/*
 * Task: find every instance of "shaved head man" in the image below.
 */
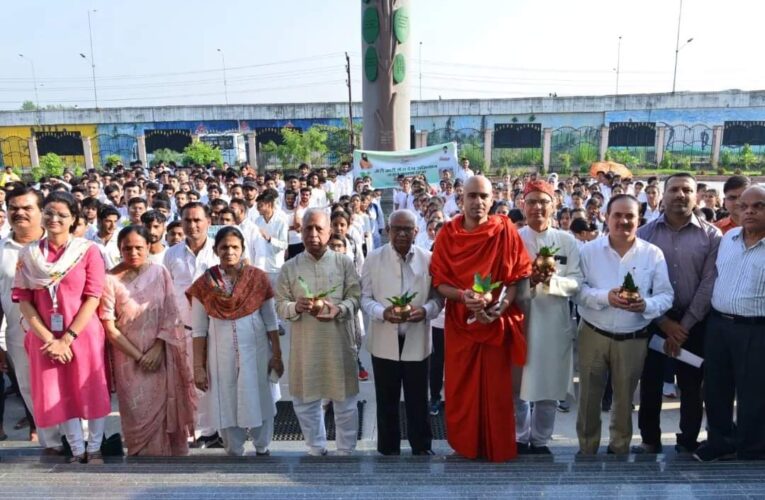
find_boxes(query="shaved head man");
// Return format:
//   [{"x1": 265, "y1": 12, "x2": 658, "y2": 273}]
[{"x1": 430, "y1": 175, "x2": 532, "y2": 461}]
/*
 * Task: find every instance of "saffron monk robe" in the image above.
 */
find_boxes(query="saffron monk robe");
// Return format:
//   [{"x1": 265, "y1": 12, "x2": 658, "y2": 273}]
[{"x1": 430, "y1": 176, "x2": 532, "y2": 462}]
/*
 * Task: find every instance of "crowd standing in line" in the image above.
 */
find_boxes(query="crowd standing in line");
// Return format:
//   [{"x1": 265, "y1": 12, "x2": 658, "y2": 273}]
[{"x1": 0, "y1": 157, "x2": 762, "y2": 464}]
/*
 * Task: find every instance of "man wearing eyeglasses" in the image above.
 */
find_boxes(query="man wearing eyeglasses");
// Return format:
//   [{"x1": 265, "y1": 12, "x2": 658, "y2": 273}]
[
  {"x1": 361, "y1": 210, "x2": 443, "y2": 456},
  {"x1": 514, "y1": 181, "x2": 582, "y2": 455}
]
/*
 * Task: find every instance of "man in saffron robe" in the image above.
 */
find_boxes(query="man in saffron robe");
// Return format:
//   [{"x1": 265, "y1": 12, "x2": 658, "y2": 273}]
[{"x1": 430, "y1": 175, "x2": 532, "y2": 462}]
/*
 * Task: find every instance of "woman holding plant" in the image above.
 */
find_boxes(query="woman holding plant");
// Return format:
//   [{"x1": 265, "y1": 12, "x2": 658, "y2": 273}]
[{"x1": 187, "y1": 226, "x2": 283, "y2": 456}]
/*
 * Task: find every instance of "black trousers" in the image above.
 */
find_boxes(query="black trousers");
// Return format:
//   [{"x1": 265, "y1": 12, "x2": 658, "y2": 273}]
[
  {"x1": 429, "y1": 327, "x2": 444, "y2": 402},
  {"x1": 638, "y1": 317, "x2": 705, "y2": 448},
  {"x1": 371, "y1": 337, "x2": 432, "y2": 455},
  {"x1": 705, "y1": 313, "x2": 765, "y2": 459}
]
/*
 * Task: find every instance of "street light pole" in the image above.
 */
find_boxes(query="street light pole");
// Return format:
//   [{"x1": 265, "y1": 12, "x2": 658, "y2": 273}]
[
  {"x1": 671, "y1": 0, "x2": 695, "y2": 94},
  {"x1": 419, "y1": 41, "x2": 423, "y2": 101},
  {"x1": 18, "y1": 54, "x2": 40, "y2": 110},
  {"x1": 87, "y1": 9, "x2": 99, "y2": 108},
  {"x1": 615, "y1": 35, "x2": 622, "y2": 95},
  {"x1": 217, "y1": 48, "x2": 229, "y2": 105}
]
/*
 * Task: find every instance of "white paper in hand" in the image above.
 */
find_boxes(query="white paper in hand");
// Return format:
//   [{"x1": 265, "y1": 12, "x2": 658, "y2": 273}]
[{"x1": 648, "y1": 334, "x2": 704, "y2": 368}]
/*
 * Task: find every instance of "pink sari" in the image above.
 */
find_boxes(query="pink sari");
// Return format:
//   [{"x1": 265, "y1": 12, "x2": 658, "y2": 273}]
[{"x1": 100, "y1": 264, "x2": 196, "y2": 456}]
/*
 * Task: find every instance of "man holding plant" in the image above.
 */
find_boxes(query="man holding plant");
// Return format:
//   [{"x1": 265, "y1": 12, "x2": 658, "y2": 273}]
[
  {"x1": 275, "y1": 208, "x2": 361, "y2": 456},
  {"x1": 514, "y1": 180, "x2": 583, "y2": 455},
  {"x1": 430, "y1": 176, "x2": 532, "y2": 462},
  {"x1": 575, "y1": 194, "x2": 674, "y2": 455},
  {"x1": 361, "y1": 210, "x2": 444, "y2": 456}
]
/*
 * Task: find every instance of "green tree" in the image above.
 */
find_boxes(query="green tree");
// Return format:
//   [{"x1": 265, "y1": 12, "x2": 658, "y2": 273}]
[
  {"x1": 262, "y1": 126, "x2": 329, "y2": 169},
  {"x1": 313, "y1": 119, "x2": 363, "y2": 161},
  {"x1": 459, "y1": 143, "x2": 485, "y2": 171},
  {"x1": 104, "y1": 154, "x2": 123, "y2": 168},
  {"x1": 150, "y1": 148, "x2": 185, "y2": 166},
  {"x1": 33, "y1": 153, "x2": 65, "y2": 180},
  {"x1": 20, "y1": 100, "x2": 37, "y2": 111},
  {"x1": 183, "y1": 141, "x2": 224, "y2": 167}
]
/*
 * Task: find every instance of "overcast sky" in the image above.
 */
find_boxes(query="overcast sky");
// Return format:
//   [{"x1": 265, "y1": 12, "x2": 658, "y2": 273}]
[{"x1": 1, "y1": 0, "x2": 762, "y2": 110}]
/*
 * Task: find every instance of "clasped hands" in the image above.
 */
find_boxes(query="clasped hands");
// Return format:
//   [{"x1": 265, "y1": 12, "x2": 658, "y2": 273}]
[
  {"x1": 658, "y1": 318, "x2": 688, "y2": 358},
  {"x1": 295, "y1": 297, "x2": 340, "y2": 322},
  {"x1": 40, "y1": 337, "x2": 74, "y2": 364},
  {"x1": 382, "y1": 306, "x2": 426, "y2": 324},
  {"x1": 464, "y1": 290, "x2": 507, "y2": 324},
  {"x1": 137, "y1": 340, "x2": 164, "y2": 372},
  {"x1": 607, "y1": 288, "x2": 647, "y2": 314}
]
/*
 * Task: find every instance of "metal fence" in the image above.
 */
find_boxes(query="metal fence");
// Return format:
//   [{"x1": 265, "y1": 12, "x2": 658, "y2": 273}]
[
  {"x1": 93, "y1": 133, "x2": 139, "y2": 166},
  {"x1": 549, "y1": 126, "x2": 600, "y2": 171},
  {"x1": 0, "y1": 136, "x2": 31, "y2": 169},
  {"x1": 660, "y1": 123, "x2": 713, "y2": 167}
]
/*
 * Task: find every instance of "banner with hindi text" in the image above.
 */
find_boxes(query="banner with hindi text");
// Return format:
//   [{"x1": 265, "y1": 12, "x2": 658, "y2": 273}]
[{"x1": 352, "y1": 142, "x2": 458, "y2": 189}]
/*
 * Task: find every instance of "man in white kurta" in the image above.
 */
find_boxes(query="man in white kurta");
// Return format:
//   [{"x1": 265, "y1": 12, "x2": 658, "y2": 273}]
[
  {"x1": 275, "y1": 209, "x2": 361, "y2": 456},
  {"x1": 514, "y1": 181, "x2": 582, "y2": 454}
]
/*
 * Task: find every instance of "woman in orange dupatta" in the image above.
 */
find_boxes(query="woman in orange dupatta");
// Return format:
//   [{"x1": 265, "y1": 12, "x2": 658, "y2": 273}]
[{"x1": 100, "y1": 226, "x2": 196, "y2": 456}]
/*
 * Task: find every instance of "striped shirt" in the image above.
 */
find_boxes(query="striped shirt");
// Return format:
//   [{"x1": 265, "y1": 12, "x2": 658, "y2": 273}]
[{"x1": 711, "y1": 227, "x2": 765, "y2": 317}]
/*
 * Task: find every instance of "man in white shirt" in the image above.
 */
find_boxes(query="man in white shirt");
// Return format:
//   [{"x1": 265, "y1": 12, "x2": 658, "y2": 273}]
[
  {"x1": 0, "y1": 187, "x2": 62, "y2": 450},
  {"x1": 141, "y1": 210, "x2": 168, "y2": 265},
  {"x1": 88, "y1": 205, "x2": 122, "y2": 270},
  {"x1": 253, "y1": 190, "x2": 289, "y2": 288},
  {"x1": 229, "y1": 198, "x2": 265, "y2": 269},
  {"x1": 162, "y1": 202, "x2": 220, "y2": 448},
  {"x1": 575, "y1": 194, "x2": 674, "y2": 455},
  {"x1": 453, "y1": 157, "x2": 474, "y2": 184}
]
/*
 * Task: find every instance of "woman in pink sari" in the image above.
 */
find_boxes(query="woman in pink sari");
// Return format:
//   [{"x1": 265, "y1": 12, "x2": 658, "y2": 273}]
[
  {"x1": 12, "y1": 191, "x2": 110, "y2": 463},
  {"x1": 99, "y1": 225, "x2": 195, "y2": 456}
]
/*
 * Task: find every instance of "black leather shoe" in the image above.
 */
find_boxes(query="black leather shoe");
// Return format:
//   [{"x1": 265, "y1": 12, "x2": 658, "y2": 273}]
[
  {"x1": 413, "y1": 449, "x2": 435, "y2": 456},
  {"x1": 516, "y1": 442, "x2": 531, "y2": 454},
  {"x1": 530, "y1": 445, "x2": 552, "y2": 455}
]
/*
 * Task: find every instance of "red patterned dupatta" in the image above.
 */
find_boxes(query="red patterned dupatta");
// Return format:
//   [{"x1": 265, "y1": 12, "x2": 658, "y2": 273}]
[{"x1": 185, "y1": 265, "x2": 273, "y2": 320}]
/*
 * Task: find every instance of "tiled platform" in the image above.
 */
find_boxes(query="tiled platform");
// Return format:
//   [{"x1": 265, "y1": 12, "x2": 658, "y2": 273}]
[{"x1": 1, "y1": 443, "x2": 764, "y2": 499}]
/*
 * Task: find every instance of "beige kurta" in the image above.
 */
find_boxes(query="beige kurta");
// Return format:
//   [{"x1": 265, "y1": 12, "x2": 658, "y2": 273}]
[{"x1": 275, "y1": 249, "x2": 360, "y2": 402}]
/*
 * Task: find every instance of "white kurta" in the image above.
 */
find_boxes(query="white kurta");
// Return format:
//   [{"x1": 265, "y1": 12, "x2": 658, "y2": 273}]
[
  {"x1": 191, "y1": 297, "x2": 280, "y2": 430},
  {"x1": 517, "y1": 226, "x2": 583, "y2": 402}
]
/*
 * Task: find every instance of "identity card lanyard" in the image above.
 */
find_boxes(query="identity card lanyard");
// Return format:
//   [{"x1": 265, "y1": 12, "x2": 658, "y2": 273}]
[{"x1": 42, "y1": 237, "x2": 71, "y2": 333}]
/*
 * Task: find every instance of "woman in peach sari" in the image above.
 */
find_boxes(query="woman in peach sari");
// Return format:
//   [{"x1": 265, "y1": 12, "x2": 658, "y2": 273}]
[{"x1": 100, "y1": 225, "x2": 195, "y2": 456}]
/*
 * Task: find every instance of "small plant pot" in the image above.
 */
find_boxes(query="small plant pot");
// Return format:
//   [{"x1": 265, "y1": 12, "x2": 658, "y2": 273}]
[
  {"x1": 392, "y1": 305, "x2": 412, "y2": 321},
  {"x1": 618, "y1": 290, "x2": 641, "y2": 303},
  {"x1": 310, "y1": 299, "x2": 325, "y2": 316},
  {"x1": 534, "y1": 255, "x2": 557, "y2": 273}
]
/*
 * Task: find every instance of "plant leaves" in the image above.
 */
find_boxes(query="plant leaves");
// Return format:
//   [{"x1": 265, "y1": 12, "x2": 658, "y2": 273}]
[{"x1": 298, "y1": 276, "x2": 314, "y2": 298}]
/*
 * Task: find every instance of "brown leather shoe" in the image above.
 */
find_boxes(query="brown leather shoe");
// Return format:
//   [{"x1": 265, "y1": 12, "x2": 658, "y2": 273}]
[{"x1": 86, "y1": 451, "x2": 104, "y2": 464}]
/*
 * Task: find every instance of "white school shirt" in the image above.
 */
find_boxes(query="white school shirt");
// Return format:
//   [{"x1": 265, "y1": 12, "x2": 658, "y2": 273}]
[
  {"x1": 576, "y1": 235, "x2": 674, "y2": 334},
  {"x1": 163, "y1": 237, "x2": 219, "y2": 326},
  {"x1": 253, "y1": 211, "x2": 289, "y2": 274},
  {"x1": 0, "y1": 236, "x2": 24, "y2": 350},
  {"x1": 88, "y1": 232, "x2": 121, "y2": 270},
  {"x1": 711, "y1": 228, "x2": 765, "y2": 317}
]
